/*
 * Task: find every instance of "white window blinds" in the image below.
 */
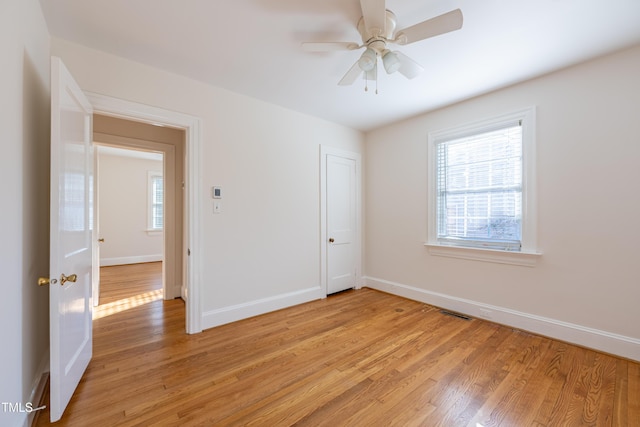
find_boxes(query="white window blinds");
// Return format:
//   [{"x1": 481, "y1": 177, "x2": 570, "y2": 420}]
[
  {"x1": 151, "y1": 175, "x2": 164, "y2": 230},
  {"x1": 436, "y1": 121, "x2": 523, "y2": 251}
]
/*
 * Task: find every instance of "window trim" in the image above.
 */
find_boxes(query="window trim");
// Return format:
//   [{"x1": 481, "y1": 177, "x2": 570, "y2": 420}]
[
  {"x1": 147, "y1": 171, "x2": 164, "y2": 233},
  {"x1": 426, "y1": 106, "x2": 541, "y2": 266}
]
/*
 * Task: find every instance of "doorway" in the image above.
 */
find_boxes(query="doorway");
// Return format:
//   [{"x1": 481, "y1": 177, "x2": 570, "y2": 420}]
[
  {"x1": 87, "y1": 92, "x2": 202, "y2": 334},
  {"x1": 93, "y1": 114, "x2": 185, "y2": 306},
  {"x1": 94, "y1": 143, "x2": 166, "y2": 307}
]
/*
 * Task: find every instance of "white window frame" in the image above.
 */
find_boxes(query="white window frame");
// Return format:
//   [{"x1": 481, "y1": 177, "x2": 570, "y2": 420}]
[
  {"x1": 147, "y1": 171, "x2": 164, "y2": 233},
  {"x1": 426, "y1": 107, "x2": 541, "y2": 266}
]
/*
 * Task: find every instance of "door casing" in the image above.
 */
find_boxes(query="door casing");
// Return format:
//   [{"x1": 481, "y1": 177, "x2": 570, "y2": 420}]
[{"x1": 86, "y1": 92, "x2": 203, "y2": 334}]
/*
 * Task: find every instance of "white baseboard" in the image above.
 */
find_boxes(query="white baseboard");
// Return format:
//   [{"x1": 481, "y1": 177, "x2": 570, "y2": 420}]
[
  {"x1": 364, "y1": 276, "x2": 640, "y2": 362},
  {"x1": 24, "y1": 349, "x2": 49, "y2": 427},
  {"x1": 100, "y1": 255, "x2": 162, "y2": 267},
  {"x1": 202, "y1": 286, "x2": 324, "y2": 330}
]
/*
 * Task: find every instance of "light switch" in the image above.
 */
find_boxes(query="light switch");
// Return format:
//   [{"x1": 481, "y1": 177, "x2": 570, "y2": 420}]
[{"x1": 213, "y1": 201, "x2": 222, "y2": 214}]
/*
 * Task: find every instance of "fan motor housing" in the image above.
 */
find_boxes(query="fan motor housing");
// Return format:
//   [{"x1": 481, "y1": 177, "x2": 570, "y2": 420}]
[{"x1": 357, "y1": 10, "x2": 398, "y2": 50}]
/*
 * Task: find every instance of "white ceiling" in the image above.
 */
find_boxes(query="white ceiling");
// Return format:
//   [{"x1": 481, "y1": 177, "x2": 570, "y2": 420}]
[{"x1": 39, "y1": 0, "x2": 640, "y2": 131}]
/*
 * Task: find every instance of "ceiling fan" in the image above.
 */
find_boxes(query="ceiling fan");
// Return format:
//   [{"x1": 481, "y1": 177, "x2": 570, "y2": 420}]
[{"x1": 302, "y1": 0, "x2": 463, "y2": 90}]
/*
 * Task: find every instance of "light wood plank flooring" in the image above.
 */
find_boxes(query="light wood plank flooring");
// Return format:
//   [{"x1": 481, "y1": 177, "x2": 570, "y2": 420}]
[
  {"x1": 36, "y1": 262, "x2": 640, "y2": 426},
  {"x1": 97, "y1": 262, "x2": 163, "y2": 305}
]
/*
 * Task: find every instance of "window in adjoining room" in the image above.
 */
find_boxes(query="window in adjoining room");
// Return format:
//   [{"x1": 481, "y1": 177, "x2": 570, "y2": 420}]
[{"x1": 148, "y1": 172, "x2": 163, "y2": 231}]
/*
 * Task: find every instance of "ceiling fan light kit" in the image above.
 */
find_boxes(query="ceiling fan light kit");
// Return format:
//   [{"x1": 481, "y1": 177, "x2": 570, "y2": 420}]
[
  {"x1": 382, "y1": 49, "x2": 400, "y2": 74},
  {"x1": 302, "y1": 0, "x2": 463, "y2": 92},
  {"x1": 358, "y1": 48, "x2": 377, "y2": 71}
]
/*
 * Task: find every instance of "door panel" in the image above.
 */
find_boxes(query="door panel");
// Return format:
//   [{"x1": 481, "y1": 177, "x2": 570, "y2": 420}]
[
  {"x1": 326, "y1": 154, "x2": 357, "y2": 294},
  {"x1": 49, "y1": 56, "x2": 93, "y2": 422}
]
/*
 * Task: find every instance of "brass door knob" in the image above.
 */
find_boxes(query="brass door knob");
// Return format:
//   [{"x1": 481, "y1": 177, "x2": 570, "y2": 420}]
[
  {"x1": 38, "y1": 277, "x2": 59, "y2": 286},
  {"x1": 60, "y1": 273, "x2": 78, "y2": 286},
  {"x1": 98, "y1": 238, "x2": 105, "y2": 243},
  {"x1": 329, "y1": 238, "x2": 335, "y2": 243}
]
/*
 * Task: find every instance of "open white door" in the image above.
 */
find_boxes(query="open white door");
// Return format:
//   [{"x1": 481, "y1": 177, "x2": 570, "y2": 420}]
[
  {"x1": 92, "y1": 149, "x2": 101, "y2": 307},
  {"x1": 48, "y1": 56, "x2": 94, "y2": 422}
]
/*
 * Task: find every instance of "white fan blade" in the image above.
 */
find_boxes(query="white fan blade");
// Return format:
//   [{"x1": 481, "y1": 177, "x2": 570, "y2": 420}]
[
  {"x1": 302, "y1": 42, "x2": 360, "y2": 52},
  {"x1": 395, "y1": 9, "x2": 463, "y2": 45},
  {"x1": 395, "y1": 52, "x2": 424, "y2": 79},
  {"x1": 338, "y1": 61, "x2": 363, "y2": 86},
  {"x1": 359, "y1": 0, "x2": 386, "y2": 37}
]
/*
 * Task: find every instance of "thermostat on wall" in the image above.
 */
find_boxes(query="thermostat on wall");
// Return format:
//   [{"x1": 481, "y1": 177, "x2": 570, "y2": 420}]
[{"x1": 212, "y1": 186, "x2": 222, "y2": 199}]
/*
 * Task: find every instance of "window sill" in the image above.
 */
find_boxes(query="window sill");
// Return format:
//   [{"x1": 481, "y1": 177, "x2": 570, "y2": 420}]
[
  {"x1": 424, "y1": 243, "x2": 542, "y2": 267},
  {"x1": 146, "y1": 229, "x2": 163, "y2": 236}
]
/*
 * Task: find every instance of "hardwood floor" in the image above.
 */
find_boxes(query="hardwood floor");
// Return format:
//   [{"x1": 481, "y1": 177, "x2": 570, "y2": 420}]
[
  {"x1": 36, "y1": 263, "x2": 640, "y2": 426},
  {"x1": 97, "y1": 262, "x2": 163, "y2": 304}
]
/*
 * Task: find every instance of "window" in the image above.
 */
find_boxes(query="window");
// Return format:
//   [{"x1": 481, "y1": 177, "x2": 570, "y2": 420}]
[
  {"x1": 427, "y1": 107, "x2": 539, "y2": 265},
  {"x1": 148, "y1": 172, "x2": 164, "y2": 231}
]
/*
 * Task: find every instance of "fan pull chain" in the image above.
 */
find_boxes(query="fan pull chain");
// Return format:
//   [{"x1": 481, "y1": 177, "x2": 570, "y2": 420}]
[{"x1": 375, "y1": 61, "x2": 379, "y2": 94}]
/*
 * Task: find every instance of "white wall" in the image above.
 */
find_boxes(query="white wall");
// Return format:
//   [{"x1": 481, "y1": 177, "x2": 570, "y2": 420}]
[
  {"x1": 364, "y1": 44, "x2": 640, "y2": 360},
  {"x1": 51, "y1": 38, "x2": 365, "y2": 327},
  {"x1": 0, "y1": 0, "x2": 50, "y2": 426},
  {"x1": 97, "y1": 149, "x2": 164, "y2": 266}
]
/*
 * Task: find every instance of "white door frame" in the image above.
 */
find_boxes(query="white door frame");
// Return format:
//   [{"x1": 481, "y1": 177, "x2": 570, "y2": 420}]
[
  {"x1": 320, "y1": 145, "x2": 363, "y2": 296},
  {"x1": 86, "y1": 92, "x2": 202, "y2": 334}
]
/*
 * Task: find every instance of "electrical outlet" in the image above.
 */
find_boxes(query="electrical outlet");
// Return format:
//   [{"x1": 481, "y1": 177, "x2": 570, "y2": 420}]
[{"x1": 479, "y1": 308, "x2": 493, "y2": 319}]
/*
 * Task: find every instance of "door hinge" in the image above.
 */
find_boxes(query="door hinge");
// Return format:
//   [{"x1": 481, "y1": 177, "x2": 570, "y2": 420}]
[{"x1": 187, "y1": 248, "x2": 191, "y2": 256}]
